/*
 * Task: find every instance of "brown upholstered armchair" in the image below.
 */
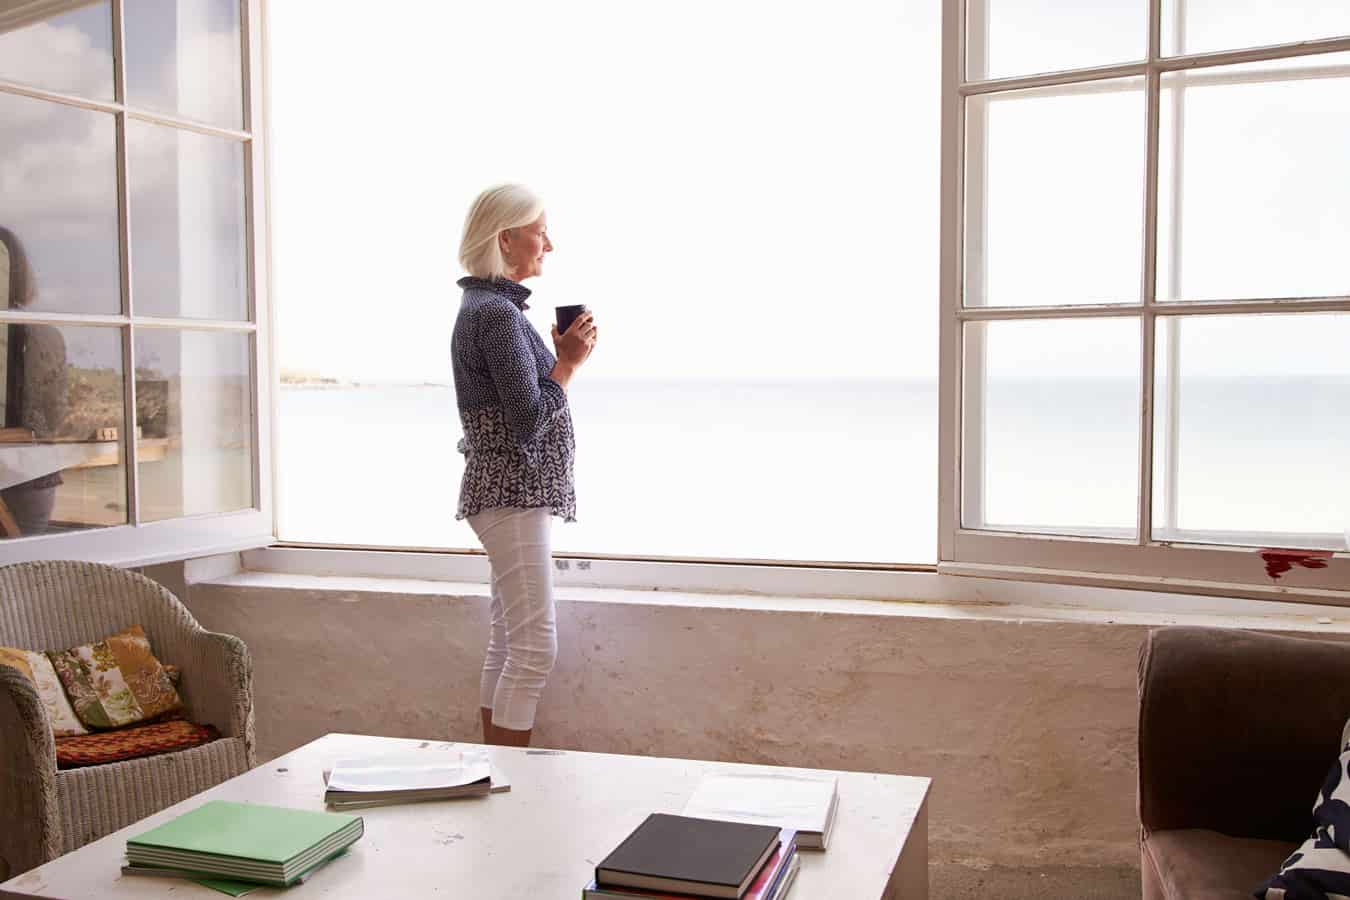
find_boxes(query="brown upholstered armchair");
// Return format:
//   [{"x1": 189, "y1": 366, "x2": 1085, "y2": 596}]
[
  {"x1": 1138, "y1": 626, "x2": 1350, "y2": 899},
  {"x1": 0, "y1": 561, "x2": 256, "y2": 880}
]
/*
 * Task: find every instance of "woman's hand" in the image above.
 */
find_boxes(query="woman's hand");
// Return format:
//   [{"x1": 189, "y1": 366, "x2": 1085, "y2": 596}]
[{"x1": 549, "y1": 312, "x2": 597, "y2": 389}]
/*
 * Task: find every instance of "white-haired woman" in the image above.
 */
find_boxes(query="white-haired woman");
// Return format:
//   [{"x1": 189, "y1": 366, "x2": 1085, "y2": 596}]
[{"x1": 452, "y1": 184, "x2": 596, "y2": 747}]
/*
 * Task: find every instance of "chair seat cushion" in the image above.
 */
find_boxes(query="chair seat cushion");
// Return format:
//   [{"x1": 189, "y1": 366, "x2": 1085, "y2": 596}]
[
  {"x1": 1143, "y1": 829, "x2": 1298, "y2": 900},
  {"x1": 55, "y1": 719, "x2": 220, "y2": 769}
]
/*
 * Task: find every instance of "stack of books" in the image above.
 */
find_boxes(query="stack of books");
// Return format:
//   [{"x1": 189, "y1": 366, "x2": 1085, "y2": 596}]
[
  {"x1": 123, "y1": 800, "x2": 363, "y2": 889},
  {"x1": 323, "y1": 747, "x2": 507, "y2": 810},
  {"x1": 583, "y1": 813, "x2": 799, "y2": 900}
]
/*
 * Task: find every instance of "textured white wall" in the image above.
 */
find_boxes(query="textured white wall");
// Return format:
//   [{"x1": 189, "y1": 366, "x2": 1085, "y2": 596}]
[{"x1": 180, "y1": 578, "x2": 1149, "y2": 867}]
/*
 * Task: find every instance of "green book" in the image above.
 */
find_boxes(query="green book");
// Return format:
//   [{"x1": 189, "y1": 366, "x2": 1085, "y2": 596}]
[{"x1": 126, "y1": 800, "x2": 363, "y2": 887}]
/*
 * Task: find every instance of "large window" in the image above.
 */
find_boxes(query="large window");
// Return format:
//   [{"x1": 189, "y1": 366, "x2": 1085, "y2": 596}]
[
  {"x1": 942, "y1": 0, "x2": 1350, "y2": 593},
  {"x1": 0, "y1": 0, "x2": 272, "y2": 565},
  {"x1": 270, "y1": 1, "x2": 941, "y2": 565}
]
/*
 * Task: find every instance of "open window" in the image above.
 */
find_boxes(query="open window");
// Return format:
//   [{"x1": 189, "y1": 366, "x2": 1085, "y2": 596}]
[
  {"x1": 939, "y1": 0, "x2": 1350, "y2": 599},
  {"x1": 0, "y1": 0, "x2": 273, "y2": 566}
]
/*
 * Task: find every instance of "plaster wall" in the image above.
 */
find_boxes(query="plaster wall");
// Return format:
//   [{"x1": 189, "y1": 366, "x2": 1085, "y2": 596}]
[{"x1": 180, "y1": 575, "x2": 1154, "y2": 867}]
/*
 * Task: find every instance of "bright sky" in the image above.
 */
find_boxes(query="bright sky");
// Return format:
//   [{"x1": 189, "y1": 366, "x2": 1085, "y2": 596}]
[
  {"x1": 268, "y1": 0, "x2": 941, "y2": 382},
  {"x1": 267, "y1": 0, "x2": 1349, "y2": 384},
  {"x1": 1, "y1": 3, "x2": 1345, "y2": 381}
]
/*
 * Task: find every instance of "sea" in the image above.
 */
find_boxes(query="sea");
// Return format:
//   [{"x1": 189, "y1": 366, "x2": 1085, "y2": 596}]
[{"x1": 275, "y1": 377, "x2": 1349, "y2": 564}]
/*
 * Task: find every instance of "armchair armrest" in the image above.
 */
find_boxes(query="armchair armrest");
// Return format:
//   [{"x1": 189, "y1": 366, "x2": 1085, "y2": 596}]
[
  {"x1": 1138, "y1": 626, "x2": 1350, "y2": 842},
  {"x1": 176, "y1": 630, "x2": 255, "y2": 766},
  {"x1": 0, "y1": 663, "x2": 60, "y2": 878}
]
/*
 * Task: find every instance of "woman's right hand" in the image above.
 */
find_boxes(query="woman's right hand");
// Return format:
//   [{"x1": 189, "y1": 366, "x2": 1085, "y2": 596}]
[{"x1": 552, "y1": 312, "x2": 597, "y2": 368}]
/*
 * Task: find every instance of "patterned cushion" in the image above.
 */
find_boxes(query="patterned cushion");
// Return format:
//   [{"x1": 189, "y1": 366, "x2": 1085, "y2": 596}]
[
  {"x1": 0, "y1": 646, "x2": 89, "y2": 736},
  {"x1": 45, "y1": 624, "x2": 182, "y2": 730},
  {"x1": 55, "y1": 718, "x2": 219, "y2": 769},
  {"x1": 1256, "y1": 721, "x2": 1350, "y2": 899}
]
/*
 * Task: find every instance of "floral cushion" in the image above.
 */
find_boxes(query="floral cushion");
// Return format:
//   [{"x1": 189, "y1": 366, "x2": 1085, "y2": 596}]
[
  {"x1": 45, "y1": 624, "x2": 182, "y2": 730},
  {"x1": 55, "y1": 718, "x2": 219, "y2": 769},
  {"x1": 0, "y1": 646, "x2": 89, "y2": 736}
]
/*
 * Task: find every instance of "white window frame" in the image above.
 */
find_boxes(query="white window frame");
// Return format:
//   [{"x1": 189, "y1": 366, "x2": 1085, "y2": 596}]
[
  {"x1": 937, "y1": 0, "x2": 1350, "y2": 599},
  {"x1": 0, "y1": 0, "x2": 275, "y2": 568},
  {"x1": 166, "y1": 0, "x2": 1344, "y2": 607}
]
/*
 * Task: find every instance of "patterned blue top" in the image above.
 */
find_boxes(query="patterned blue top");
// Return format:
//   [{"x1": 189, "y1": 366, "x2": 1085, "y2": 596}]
[{"x1": 451, "y1": 276, "x2": 576, "y2": 522}]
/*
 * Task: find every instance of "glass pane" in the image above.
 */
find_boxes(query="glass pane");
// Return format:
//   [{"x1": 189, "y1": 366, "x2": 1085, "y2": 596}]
[
  {"x1": 965, "y1": 0, "x2": 1146, "y2": 81},
  {"x1": 128, "y1": 122, "x2": 248, "y2": 320},
  {"x1": 965, "y1": 80, "x2": 1145, "y2": 307},
  {"x1": 0, "y1": 323, "x2": 125, "y2": 538},
  {"x1": 134, "y1": 329, "x2": 252, "y2": 521},
  {"x1": 270, "y1": 0, "x2": 940, "y2": 563},
  {"x1": 963, "y1": 318, "x2": 1141, "y2": 537},
  {"x1": 1153, "y1": 314, "x2": 1350, "y2": 549},
  {"x1": 1162, "y1": 0, "x2": 1350, "y2": 57},
  {"x1": 0, "y1": 95, "x2": 121, "y2": 316},
  {"x1": 1158, "y1": 55, "x2": 1350, "y2": 302},
  {"x1": 124, "y1": 0, "x2": 244, "y2": 128},
  {"x1": 0, "y1": 1, "x2": 114, "y2": 99}
]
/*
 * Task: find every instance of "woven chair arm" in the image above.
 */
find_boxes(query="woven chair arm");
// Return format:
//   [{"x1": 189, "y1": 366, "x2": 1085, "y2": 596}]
[
  {"x1": 177, "y1": 630, "x2": 255, "y2": 766},
  {"x1": 0, "y1": 663, "x2": 61, "y2": 878}
]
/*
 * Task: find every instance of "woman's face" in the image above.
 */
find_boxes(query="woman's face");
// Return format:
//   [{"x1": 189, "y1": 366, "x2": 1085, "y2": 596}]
[{"x1": 501, "y1": 212, "x2": 552, "y2": 281}]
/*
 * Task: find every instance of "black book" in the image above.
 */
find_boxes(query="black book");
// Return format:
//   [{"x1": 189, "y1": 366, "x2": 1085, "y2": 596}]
[{"x1": 596, "y1": 813, "x2": 781, "y2": 899}]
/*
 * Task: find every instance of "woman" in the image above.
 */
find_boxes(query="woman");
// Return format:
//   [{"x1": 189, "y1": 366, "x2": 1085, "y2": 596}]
[
  {"x1": 452, "y1": 184, "x2": 596, "y2": 747},
  {"x1": 0, "y1": 226, "x2": 69, "y2": 537}
]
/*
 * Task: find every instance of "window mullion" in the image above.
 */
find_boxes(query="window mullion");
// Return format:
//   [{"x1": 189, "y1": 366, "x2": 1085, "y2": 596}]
[
  {"x1": 1136, "y1": 0, "x2": 1164, "y2": 547},
  {"x1": 121, "y1": 322, "x2": 140, "y2": 527},
  {"x1": 244, "y1": 0, "x2": 269, "y2": 520},
  {"x1": 111, "y1": 0, "x2": 126, "y2": 105},
  {"x1": 111, "y1": 0, "x2": 140, "y2": 529},
  {"x1": 1160, "y1": 0, "x2": 1188, "y2": 537},
  {"x1": 938, "y1": 0, "x2": 966, "y2": 561}
]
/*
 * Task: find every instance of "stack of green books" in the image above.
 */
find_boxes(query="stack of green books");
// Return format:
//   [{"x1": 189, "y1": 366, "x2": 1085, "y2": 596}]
[{"x1": 124, "y1": 800, "x2": 363, "y2": 888}]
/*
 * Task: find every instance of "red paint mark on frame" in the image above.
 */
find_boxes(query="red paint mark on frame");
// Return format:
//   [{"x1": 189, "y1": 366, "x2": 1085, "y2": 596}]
[{"x1": 1259, "y1": 548, "x2": 1334, "y2": 580}]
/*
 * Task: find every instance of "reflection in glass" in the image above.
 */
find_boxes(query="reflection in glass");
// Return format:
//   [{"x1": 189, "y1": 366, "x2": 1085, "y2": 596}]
[
  {"x1": 0, "y1": 1, "x2": 114, "y2": 100},
  {"x1": 965, "y1": 0, "x2": 1145, "y2": 81},
  {"x1": 134, "y1": 329, "x2": 251, "y2": 521},
  {"x1": 128, "y1": 122, "x2": 248, "y2": 320},
  {"x1": 0, "y1": 94, "x2": 121, "y2": 315},
  {"x1": 965, "y1": 80, "x2": 1145, "y2": 307},
  {"x1": 1161, "y1": 0, "x2": 1350, "y2": 57},
  {"x1": 1157, "y1": 55, "x2": 1350, "y2": 302},
  {"x1": 1153, "y1": 314, "x2": 1350, "y2": 549},
  {"x1": 963, "y1": 318, "x2": 1141, "y2": 538},
  {"x1": 0, "y1": 236, "x2": 125, "y2": 539},
  {"x1": 124, "y1": 0, "x2": 244, "y2": 128}
]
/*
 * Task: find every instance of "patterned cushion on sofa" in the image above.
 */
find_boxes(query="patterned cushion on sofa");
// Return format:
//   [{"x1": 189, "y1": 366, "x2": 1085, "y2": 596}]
[
  {"x1": 45, "y1": 624, "x2": 182, "y2": 730},
  {"x1": 55, "y1": 718, "x2": 220, "y2": 769},
  {"x1": 1255, "y1": 721, "x2": 1350, "y2": 899}
]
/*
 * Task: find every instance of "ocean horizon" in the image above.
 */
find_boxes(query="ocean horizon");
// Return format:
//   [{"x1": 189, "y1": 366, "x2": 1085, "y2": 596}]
[{"x1": 276, "y1": 376, "x2": 1349, "y2": 563}]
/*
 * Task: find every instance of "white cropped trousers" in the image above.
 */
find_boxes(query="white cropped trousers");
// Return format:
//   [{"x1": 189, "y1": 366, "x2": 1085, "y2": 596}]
[{"x1": 468, "y1": 506, "x2": 558, "y2": 731}]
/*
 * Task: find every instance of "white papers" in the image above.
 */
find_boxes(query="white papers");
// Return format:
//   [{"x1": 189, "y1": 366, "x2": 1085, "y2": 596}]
[
  {"x1": 682, "y1": 773, "x2": 838, "y2": 849},
  {"x1": 327, "y1": 749, "x2": 491, "y2": 794}
]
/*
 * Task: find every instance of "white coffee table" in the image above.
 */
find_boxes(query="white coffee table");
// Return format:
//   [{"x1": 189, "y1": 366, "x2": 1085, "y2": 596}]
[{"x1": 0, "y1": 733, "x2": 930, "y2": 898}]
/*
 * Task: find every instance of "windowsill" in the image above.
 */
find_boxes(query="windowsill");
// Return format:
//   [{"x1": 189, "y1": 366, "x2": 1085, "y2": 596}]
[{"x1": 198, "y1": 568, "x2": 1350, "y2": 634}]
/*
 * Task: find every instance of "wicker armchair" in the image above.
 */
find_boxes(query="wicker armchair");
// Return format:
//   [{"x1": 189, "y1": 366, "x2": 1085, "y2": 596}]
[{"x1": 0, "y1": 560, "x2": 256, "y2": 879}]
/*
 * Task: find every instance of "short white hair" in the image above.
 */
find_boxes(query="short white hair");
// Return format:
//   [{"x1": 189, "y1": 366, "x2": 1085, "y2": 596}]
[{"x1": 458, "y1": 184, "x2": 545, "y2": 280}]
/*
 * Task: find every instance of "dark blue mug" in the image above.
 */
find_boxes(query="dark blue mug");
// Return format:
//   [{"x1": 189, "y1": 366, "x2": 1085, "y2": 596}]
[{"x1": 556, "y1": 305, "x2": 587, "y2": 336}]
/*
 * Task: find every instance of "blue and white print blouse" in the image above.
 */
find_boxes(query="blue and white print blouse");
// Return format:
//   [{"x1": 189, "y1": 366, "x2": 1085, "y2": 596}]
[{"x1": 451, "y1": 276, "x2": 577, "y2": 522}]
